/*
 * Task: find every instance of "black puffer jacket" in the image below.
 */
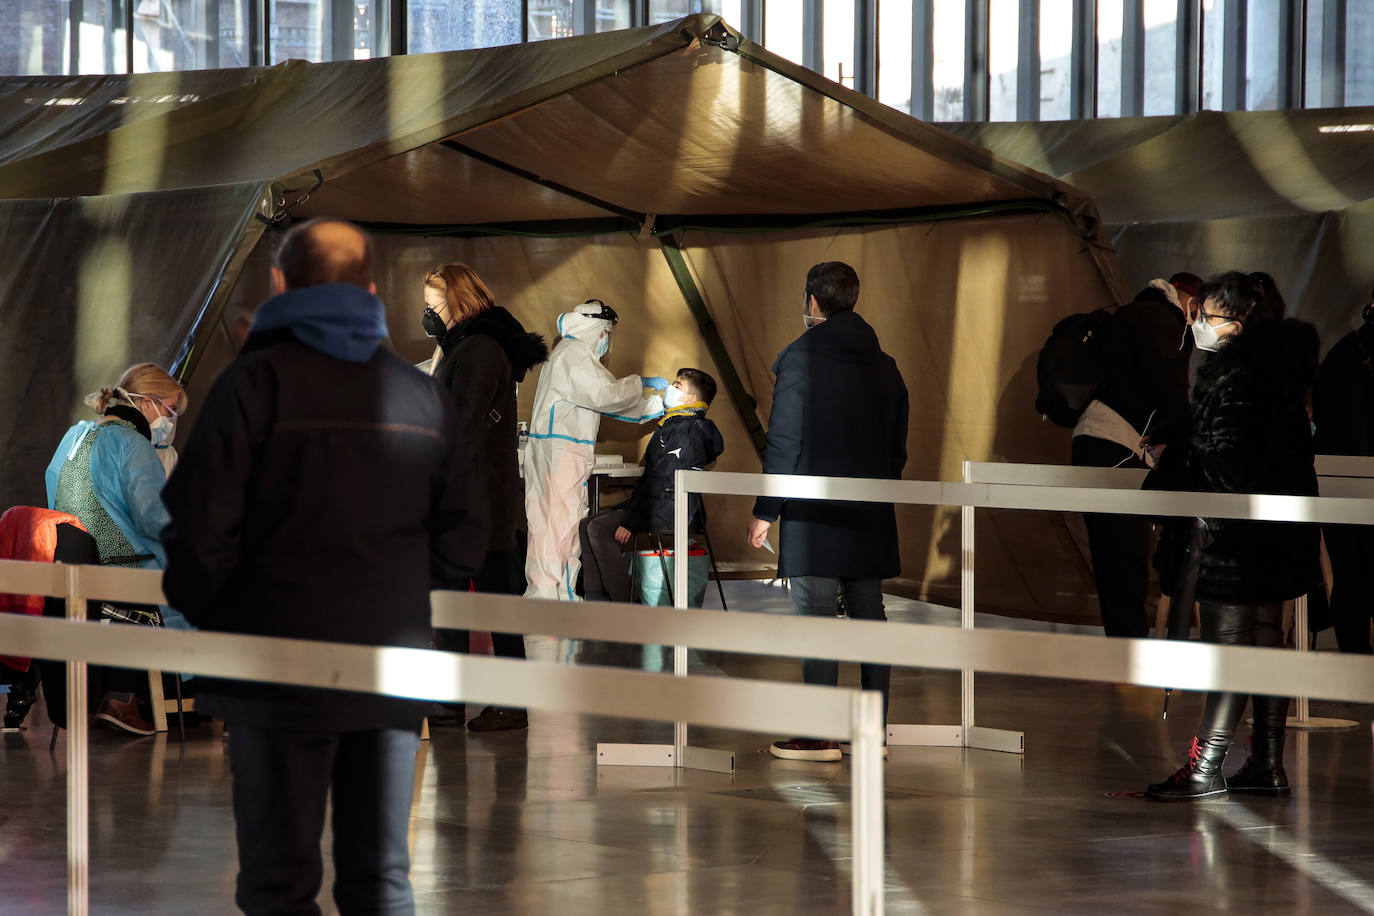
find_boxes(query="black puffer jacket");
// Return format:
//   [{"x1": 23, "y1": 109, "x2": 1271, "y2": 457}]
[
  {"x1": 1151, "y1": 319, "x2": 1321, "y2": 604},
  {"x1": 620, "y1": 410, "x2": 725, "y2": 534},
  {"x1": 432, "y1": 306, "x2": 547, "y2": 553}
]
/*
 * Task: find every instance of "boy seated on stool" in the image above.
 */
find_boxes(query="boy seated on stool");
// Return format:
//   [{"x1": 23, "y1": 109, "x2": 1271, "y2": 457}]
[{"x1": 578, "y1": 368, "x2": 724, "y2": 602}]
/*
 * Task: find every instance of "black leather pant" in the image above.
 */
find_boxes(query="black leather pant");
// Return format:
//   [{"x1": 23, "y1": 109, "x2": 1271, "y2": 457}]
[{"x1": 1194, "y1": 601, "x2": 1289, "y2": 756}]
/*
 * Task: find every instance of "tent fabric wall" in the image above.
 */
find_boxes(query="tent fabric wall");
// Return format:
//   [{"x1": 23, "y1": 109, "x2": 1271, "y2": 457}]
[
  {"x1": 0, "y1": 182, "x2": 266, "y2": 514},
  {"x1": 679, "y1": 215, "x2": 1117, "y2": 619},
  {"x1": 188, "y1": 210, "x2": 1117, "y2": 621}
]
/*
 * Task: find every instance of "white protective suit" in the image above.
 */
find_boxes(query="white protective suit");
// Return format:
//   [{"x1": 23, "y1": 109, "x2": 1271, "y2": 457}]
[{"x1": 524, "y1": 307, "x2": 664, "y2": 600}]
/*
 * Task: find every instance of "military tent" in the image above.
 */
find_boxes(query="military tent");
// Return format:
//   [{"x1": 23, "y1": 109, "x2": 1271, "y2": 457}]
[{"x1": 0, "y1": 14, "x2": 1129, "y2": 623}]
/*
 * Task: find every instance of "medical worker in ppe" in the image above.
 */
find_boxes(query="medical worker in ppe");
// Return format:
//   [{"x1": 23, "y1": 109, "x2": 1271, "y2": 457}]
[
  {"x1": 43, "y1": 362, "x2": 188, "y2": 736},
  {"x1": 524, "y1": 300, "x2": 668, "y2": 601}
]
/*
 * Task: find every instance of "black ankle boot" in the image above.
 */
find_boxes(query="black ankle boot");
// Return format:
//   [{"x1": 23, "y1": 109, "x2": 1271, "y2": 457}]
[
  {"x1": 1227, "y1": 734, "x2": 1289, "y2": 795},
  {"x1": 1146, "y1": 737, "x2": 1229, "y2": 801}
]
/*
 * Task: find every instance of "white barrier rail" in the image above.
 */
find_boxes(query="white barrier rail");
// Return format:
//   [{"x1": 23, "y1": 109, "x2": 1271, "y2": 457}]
[
  {"x1": 651, "y1": 469, "x2": 1374, "y2": 762},
  {"x1": 965, "y1": 460, "x2": 1370, "y2": 730},
  {"x1": 0, "y1": 561, "x2": 884, "y2": 916},
  {"x1": 429, "y1": 591, "x2": 1374, "y2": 702}
]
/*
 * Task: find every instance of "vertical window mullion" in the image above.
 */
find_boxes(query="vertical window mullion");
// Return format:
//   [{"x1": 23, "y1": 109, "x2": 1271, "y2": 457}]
[
  {"x1": 803, "y1": 0, "x2": 823, "y2": 72},
  {"x1": 1017, "y1": 0, "x2": 1039, "y2": 119},
  {"x1": 124, "y1": 0, "x2": 134, "y2": 72},
  {"x1": 1277, "y1": 0, "x2": 1302, "y2": 108},
  {"x1": 854, "y1": 0, "x2": 877, "y2": 95},
  {"x1": 1121, "y1": 0, "x2": 1143, "y2": 115},
  {"x1": 966, "y1": 0, "x2": 990, "y2": 119},
  {"x1": 1176, "y1": 0, "x2": 1199, "y2": 112},
  {"x1": 741, "y1": 0, "x2": 763, "y2": 39},
  {"x1": 1321, "y1": 0, "x2": 1346, "y2": 107},
  {"x1": 1221, "y1": 0, "x2": 1245, "y2": 109},
  {"x1": 1070, "y1": 0, "x2": 1094, "y2": 117},
  {"x1": 912, "y1": 0, "x2": 934, "y2": 119}
]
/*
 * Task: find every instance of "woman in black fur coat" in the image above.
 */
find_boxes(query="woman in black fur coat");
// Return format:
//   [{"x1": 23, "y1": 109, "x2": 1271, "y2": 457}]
[{"x1": 1145, "y1": 271, "x2": 1321, "y2": 801}]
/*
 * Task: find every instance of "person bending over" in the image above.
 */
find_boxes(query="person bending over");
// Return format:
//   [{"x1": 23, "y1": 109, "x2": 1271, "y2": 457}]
[{"x1": 579, "y1": 368, "x2": 724, "y2": 603}]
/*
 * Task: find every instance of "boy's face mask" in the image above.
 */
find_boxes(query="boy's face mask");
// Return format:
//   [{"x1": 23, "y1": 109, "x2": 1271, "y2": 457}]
[{"x1": 663, "y1": 385, "x2": 691, "y2": 409}]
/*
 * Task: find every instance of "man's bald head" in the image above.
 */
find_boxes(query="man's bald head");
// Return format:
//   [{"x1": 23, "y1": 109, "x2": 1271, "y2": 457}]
[{"x1": 274, "y1": 218, "x2": 374, "y2": 291}]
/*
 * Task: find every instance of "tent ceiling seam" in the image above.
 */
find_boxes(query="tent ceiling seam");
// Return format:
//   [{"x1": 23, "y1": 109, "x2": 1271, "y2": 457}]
[{"x1": 440, "y1": 140, "x2": 647, "y2": 227}]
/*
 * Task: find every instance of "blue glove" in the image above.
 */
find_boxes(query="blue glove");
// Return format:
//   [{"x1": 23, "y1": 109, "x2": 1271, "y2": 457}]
[{"x1": 642, "y1": 376, "x2": 670, "y2": 392}]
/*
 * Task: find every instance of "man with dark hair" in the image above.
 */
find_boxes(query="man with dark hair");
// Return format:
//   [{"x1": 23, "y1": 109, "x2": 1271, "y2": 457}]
[
  {"x1": 748, "y1": 261, "x2": 908, "y2": 761},
  {"x1": 161, "y1": 218, "x2": 486, "y2": 914},
  {"x1": 579, "y1": 368, "x2": 724, "y2": 603},
  {"x1": 1071, "y1": 271, "x2": 1200, "y2": 638}
]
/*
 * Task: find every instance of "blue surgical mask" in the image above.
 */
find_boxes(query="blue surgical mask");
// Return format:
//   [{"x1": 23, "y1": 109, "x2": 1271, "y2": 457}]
[
  {"x1": 595, "y1": 335, "x2": 610, "y2": 358},
  {"x1": 663, "y1": 386, "x2": 690, "y2": 410},
  {"x1": 149, "y1": 415, "x2": 176, "y2": 446}
]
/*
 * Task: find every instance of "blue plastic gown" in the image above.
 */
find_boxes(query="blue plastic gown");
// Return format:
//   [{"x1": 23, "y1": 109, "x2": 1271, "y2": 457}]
[{"x1": 45, "y1": 420, "x2": 191, "y2": 629}]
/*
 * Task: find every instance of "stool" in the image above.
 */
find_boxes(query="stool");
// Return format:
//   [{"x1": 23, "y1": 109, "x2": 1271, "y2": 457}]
[{"x1": 628, "y1": 525, "x2": 728, "y2": 610}]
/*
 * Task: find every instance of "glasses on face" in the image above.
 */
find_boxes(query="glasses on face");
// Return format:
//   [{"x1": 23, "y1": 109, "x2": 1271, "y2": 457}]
[
  {"x1": 1200, "y1": 311, "x2": 1237, "y2": 328},
  {"x1": 138, "y1": 393, "x2": 182, "y2": 418}
]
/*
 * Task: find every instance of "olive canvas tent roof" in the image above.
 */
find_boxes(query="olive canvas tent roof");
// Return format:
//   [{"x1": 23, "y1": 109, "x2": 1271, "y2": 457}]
[
  {"x1": 0, "y1": 15, "x2": 1130, "y2": 623},
  {"x1": 945, "y1": 108, "x2": 1374, "y2": 348}
]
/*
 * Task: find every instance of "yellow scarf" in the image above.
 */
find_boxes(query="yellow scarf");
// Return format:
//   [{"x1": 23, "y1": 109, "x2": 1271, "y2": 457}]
[{"x1": 659, "y1": 401, "x2": 708, "y2": 426}]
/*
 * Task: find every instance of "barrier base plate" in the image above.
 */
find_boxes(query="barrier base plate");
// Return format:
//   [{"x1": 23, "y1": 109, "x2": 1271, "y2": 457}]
[
  {"x1": 885, "y1": 724, "x2": 1025, "y2": 754},
  {"x1": 596, "y1": 742, "x2": 736, "y2": 774},
  {"x1": 1285, "y1": 716, "x2": 1360, "y2": 731},
  {"x1": 968, "y1": 726, "x2": 1025, "y2": 754},
  {"x1": 886, "y1": 724, "x2": 962, "y2": 747}
]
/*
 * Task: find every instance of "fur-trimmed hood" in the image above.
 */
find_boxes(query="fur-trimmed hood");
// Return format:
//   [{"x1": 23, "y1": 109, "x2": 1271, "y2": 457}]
[{"x1": 440, "y1": 305, "x2": 548, "y2": 381}]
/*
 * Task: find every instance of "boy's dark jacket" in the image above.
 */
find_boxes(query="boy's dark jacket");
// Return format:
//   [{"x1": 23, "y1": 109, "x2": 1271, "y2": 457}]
[{"x1": 620, "y1": 409, "x2": 724, "y2": 534}]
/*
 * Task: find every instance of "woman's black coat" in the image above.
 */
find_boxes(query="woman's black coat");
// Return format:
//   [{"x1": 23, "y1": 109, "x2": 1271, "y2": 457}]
[
  {"x1": 1151, "y1": 319, "x2": 1321, "y2": 604},
  {"x1": 432, "y1": 306, "x2": 547, "y2": 556}
]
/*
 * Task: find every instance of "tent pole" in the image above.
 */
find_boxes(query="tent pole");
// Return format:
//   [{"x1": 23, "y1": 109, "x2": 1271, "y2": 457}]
[
  {"x1": 171, "y1": 194, "x2": 271, "y2": 384},
  {"x1": 657, "y1": 235, "x2": 767, "y2": 461}
]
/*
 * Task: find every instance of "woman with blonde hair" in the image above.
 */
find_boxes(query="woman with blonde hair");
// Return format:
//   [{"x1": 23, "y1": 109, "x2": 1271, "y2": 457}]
[
  {"x1": 422, "y1": 263, "x2": 548, "y2": 731},
  {"x1": 43, "y1": 362, "x2": 188, "y2": 735}
]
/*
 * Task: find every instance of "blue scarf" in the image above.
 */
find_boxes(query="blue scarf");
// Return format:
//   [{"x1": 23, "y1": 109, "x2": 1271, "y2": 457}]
[{"x1": 250, "y1": 283, "x2": 389, "y2": 363}]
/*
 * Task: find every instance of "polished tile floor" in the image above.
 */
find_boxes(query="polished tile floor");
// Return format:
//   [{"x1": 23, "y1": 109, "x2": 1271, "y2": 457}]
[{"x1": 2, "y1": 582, "x2": 1372, "y2": 914}]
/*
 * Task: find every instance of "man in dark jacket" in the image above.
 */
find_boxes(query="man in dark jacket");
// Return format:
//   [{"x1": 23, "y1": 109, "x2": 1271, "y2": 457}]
[
  {"x1": 1071, "y1": 271, "x2": 1200, "y2": 638},
  {"x1": 422, "y1": 264, "x2": 549, "y2": 731},
  {"x1": 161, "y1": 219, "x2": 486, "y2": 915},
  {"x1": 746, "y1": 261, "x2": 909, "y2": 762},
  {"x1": 1312, "y1": 291, "x2": 1374, "y2": 654},
  {"x1": 579, "y1": 368, "x2": 724, "y2": 603}
]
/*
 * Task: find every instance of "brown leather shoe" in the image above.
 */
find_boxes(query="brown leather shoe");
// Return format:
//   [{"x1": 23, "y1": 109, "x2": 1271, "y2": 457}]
[{"x1": 94, "y1": 692, "x2": 155, "y2": 737}]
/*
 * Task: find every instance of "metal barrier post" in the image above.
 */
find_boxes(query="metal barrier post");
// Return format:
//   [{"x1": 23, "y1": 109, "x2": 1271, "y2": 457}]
[
  {"x1": 1294, "y1": 595, "x2": 1310, "y2": 724},
  {"x1": 64, "y1": 565, "x2": 89, "y2": 916},
  {"x1": 1286, "y1": 593, "x2": 1353, "y2": 729},
  {"x1": 595, "y1": 470, "x2": 735, "y2": 774},
  {"x1": 883, "y1": 463, "x2": 1023, "y2": 755},
  {"x1": 850, "y1": 690, "x2": 886, "y2": 916}
]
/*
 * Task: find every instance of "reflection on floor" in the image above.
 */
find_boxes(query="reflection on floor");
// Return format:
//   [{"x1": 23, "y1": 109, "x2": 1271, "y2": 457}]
[{"x1": 2, "y1": 581, "x2": 1371, "y2": 914}]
